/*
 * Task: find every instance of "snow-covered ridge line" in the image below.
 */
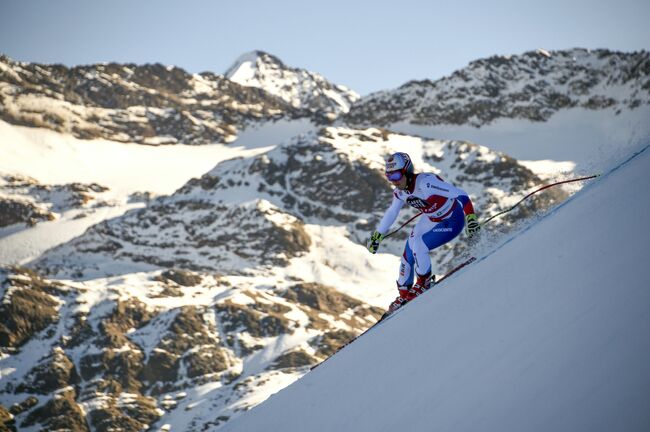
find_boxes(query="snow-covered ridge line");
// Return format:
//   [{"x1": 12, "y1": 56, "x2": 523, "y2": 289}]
[
  {"x1": 344, "y1": 48, "x2": 650, "y2": 127},
  {"x1": 0, "y1": 54, "x2": 317, "y2": 145}
]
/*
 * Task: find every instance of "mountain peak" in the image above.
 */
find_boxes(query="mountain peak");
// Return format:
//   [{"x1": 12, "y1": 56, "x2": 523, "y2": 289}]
[
  {"x1": 224, "y1": 50, "x2": 285, "y2": 83},
  {"x1": 224, "y1": 50, "x2": 360, "y2": 116}
]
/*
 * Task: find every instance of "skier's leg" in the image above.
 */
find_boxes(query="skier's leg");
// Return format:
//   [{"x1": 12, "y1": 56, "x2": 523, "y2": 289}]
[
  {"x1": 388, "y1": 237, "x2": 418, "y2": 313},
  {"x1": 389, "y1": 204, "x2": 465, "y2": 312},
  {"x1": 409, "y1": 203, "x2": 466, "y2": 290},
  {"x1": 420, "y1": 203, "x2": 465, "y2": 251},
  {"x1": 396, "y1": 241, "x2": 415, "y2": 288},
  {"x1": 408, "y1": 216, "x2": 437, "y2": 278}
]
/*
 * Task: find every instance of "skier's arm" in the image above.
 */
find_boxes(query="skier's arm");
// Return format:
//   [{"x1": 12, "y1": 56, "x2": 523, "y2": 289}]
[
  {"x1": 376, "y1": 193, "x2": 404, "y2": 235},
  {"x1": 367, "y1": 194, "x2": 404, "y2": 254},
  {"x1": 457, "y1": 192, "x2": 476, "y2": 215},
  {"x1": 456, "y1": 190, "x2": 480, "y2": 238}
]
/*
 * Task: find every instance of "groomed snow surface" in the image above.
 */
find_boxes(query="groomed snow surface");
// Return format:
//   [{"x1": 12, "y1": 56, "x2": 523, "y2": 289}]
[{"x1": 221, "y1": 144, "x2": 650, "y2": 432}]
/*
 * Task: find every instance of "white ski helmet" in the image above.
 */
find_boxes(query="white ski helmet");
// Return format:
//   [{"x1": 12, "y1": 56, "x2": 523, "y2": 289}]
[{"x1": 385, "y1": 152, "x2": 414, "y2": 181}]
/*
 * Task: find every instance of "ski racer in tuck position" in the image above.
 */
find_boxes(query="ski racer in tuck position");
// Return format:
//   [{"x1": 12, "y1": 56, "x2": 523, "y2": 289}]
[{"x1": 366, "y1": 152, "x2": 481, "y2": 313}]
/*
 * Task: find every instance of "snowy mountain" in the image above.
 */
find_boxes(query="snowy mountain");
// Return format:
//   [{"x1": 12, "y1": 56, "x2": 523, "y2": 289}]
[
  {"x1": 343, "y1": 48, "x2": 650, "y2": 166},
  {"x1": 1, "y1": 125, "x2": 568, "y2": 431},
  {"x1": 226, "y1": 51, "x2": 359, "y2": 119},
  {"x1": 31, "y1": 126, "x2": 565, "y2": 281},
  {"x1": 1, "y1": 47, "x2": 646, "y2": 431},
  {"x1": 0, "y1": 55, "x2": 310, "y2": 145},
  {"x1": 220, "y1": 145, "x2": 650, "y2": 432},
  {"x1": 345, "y1": 48, "x2": 649, "y2": 127}
]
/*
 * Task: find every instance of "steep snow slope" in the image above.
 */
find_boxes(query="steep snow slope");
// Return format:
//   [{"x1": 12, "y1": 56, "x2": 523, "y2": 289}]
[{"x1": 221, "y1": 144, "x2": 650, "y2": 432}]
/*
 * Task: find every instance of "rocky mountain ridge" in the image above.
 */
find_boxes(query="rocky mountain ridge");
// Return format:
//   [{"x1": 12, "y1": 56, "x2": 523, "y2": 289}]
[
  {"x1": 344, "y1": 48, "x2": 650, "y2": 127},
  {"x1": 0, "y1": 55, "x2": 308, "y2": 145}
]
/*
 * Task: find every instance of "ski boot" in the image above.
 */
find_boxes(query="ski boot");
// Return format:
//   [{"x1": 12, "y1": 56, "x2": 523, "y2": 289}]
[
  {"x1": 386, "y1": 272, "x2": 436, "y2": 316},
  {"x1": 387, "y1": 284, "x2": 413, "y2": 314},
  {"x1": 409, "y1": 271, "x2": 434, "y2": 296}
]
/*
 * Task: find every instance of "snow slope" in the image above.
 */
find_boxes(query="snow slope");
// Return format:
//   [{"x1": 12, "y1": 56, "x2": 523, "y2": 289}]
[
  {"x1": 0, "y1": 120, "x2": 277, "y2": 196},
  {"x1": 0, "y1": 118, "x2": 314, "y2": 266},
  {"x1": 221, "y1": 144, "x2": 650, "y2": 432},
  {"x1": 391, "y1": 105, "x2": 650, "y2": 173}
]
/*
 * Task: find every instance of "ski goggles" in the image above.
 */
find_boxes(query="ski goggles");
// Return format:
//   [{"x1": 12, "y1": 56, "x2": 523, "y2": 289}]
[{"x1": 385, "y1": 170, "x2": 404, "y2": 181}]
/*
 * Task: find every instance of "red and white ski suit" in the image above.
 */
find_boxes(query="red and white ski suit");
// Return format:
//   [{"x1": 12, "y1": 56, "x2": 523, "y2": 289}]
[{"x1": 376, "y1": 173, "x2": 475, "y2": 286}]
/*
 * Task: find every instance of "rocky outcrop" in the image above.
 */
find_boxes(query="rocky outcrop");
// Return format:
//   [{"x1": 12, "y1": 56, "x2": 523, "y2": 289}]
[
  {"x1": 143, "y1": 306, "x2": 231, "y2": 393},
  {"x1": 0, "y1": 405, "x2": 16, "y2": 432},
  {"x1": 21, "y1": 389, "x2": 88, "y2": 432},
  {"x1": 269, "y1": 349, "x2": 318, "y2": 370},
  {"x1": 16, "y1": 347, "x2": 80, "y2": 395},
  {"x1": 86, "y1": 394, "x2": 160, "y2": 432},
  {"x1": 0, "y1": 267, "x2": 61, "y2": 348},
  {"x1": 0, "y1": 173, "x2": 111, "y2": 228},
  {"x1": 0, "y1": 199, "x2": 53, "y2": 227}
]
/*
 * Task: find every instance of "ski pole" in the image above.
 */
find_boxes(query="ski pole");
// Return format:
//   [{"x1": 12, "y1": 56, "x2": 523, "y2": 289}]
[
  {"x1": 382, "y1": 173, "x2": 600, "y2": 237},
  {"x1": 480, "y1": 174, "x2": 600, "y2": 226},
  {"x1": 384, "y1": 212, "x2": 422, "y2": 239}
]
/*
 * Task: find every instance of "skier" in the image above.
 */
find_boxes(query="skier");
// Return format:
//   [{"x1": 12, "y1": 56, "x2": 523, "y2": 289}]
[{"x1": 366, "y1": 152, "x2": 481, "y2": 313}]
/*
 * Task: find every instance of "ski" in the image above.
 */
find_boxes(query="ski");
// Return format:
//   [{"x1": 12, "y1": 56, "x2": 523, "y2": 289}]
[{"x1": 310, "y1": 256, "x2": 476, "y2": 371}]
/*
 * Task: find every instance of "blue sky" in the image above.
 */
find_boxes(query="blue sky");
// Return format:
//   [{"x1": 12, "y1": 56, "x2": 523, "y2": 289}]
[{"x1": 1, "y1": 0, "x2": 648, "y2": 95}]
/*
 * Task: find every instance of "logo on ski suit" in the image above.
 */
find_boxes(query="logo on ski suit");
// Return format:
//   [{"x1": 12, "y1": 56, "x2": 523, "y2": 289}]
[{"x1": 406, "y1": 196, "x2": 430, "y2": 209}]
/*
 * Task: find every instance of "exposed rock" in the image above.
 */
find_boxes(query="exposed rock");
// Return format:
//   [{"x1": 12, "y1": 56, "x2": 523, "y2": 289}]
[
  {"x1": 79, "y1": 299, "x2": 151, "y2": 393},
  {"x1": 142, "y1": 349, "x2": 180, "y2": 384},
  {"x1": 86, "y1": 393, "x2": 160, "y2": 432},
  {"x1": 311, "y1": 329, "x2": 359, "y2": 358},
  {"x1": 16, "y1": 347, "x2": 80, "y2": 394},
  {"x1": 0, "y1": 55, "x2": 310, "y2": 145},
  {"x1": 22, "y1": 389, "x2": 88, "y2": 432},
  {"x1": 0, "y1": 199, "x2": 53, "y2": 227},
  {"x1": 0, "y1": 269, "x2": 60, "y2": 348},
  {"x1": 156, "y1": 269, "x2": 203, "y2": 287},
  {"x1": 184, "y1": 345, "x2": 230, "y2": 378},
  {"x1": 269, "y1": 349, "x2": 317, "y2": 370},
  {"x1": 63, "y1": 313, "x2": 95, "y2": 348},
  {"x1": 80, "y1": 346, "x2": 145, "y2": 394},
  {"x1": 280, "y1": 282, "x2": 383, "y2": 330},
  {"x1": 0, "y1": 405, "x2": 15, "y2": 432},
  {"x1": 246, "y1": 135, "x2": 391, "y2": 218},
  {"x1": 225, "y1": 50, "x2": 359, "y2": 117},
  {"x1": 282, "y1": 282, "x2": 362, "y2": 315},
  {"x1": 216, "y1": 301, "x2": 294, "y2": 338},
  {"x1": 143, "y1": 306, "x2": 230, "y2": 390},
  {"x1": 100, "y1": 298, "x2": 153, "y2": 347},
  {"x1": 8, "y1": 396, "x2": 38, "y2": 416},
  {"x1": 0, "y1": 174, "x2": 112, "y2": 227}
]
